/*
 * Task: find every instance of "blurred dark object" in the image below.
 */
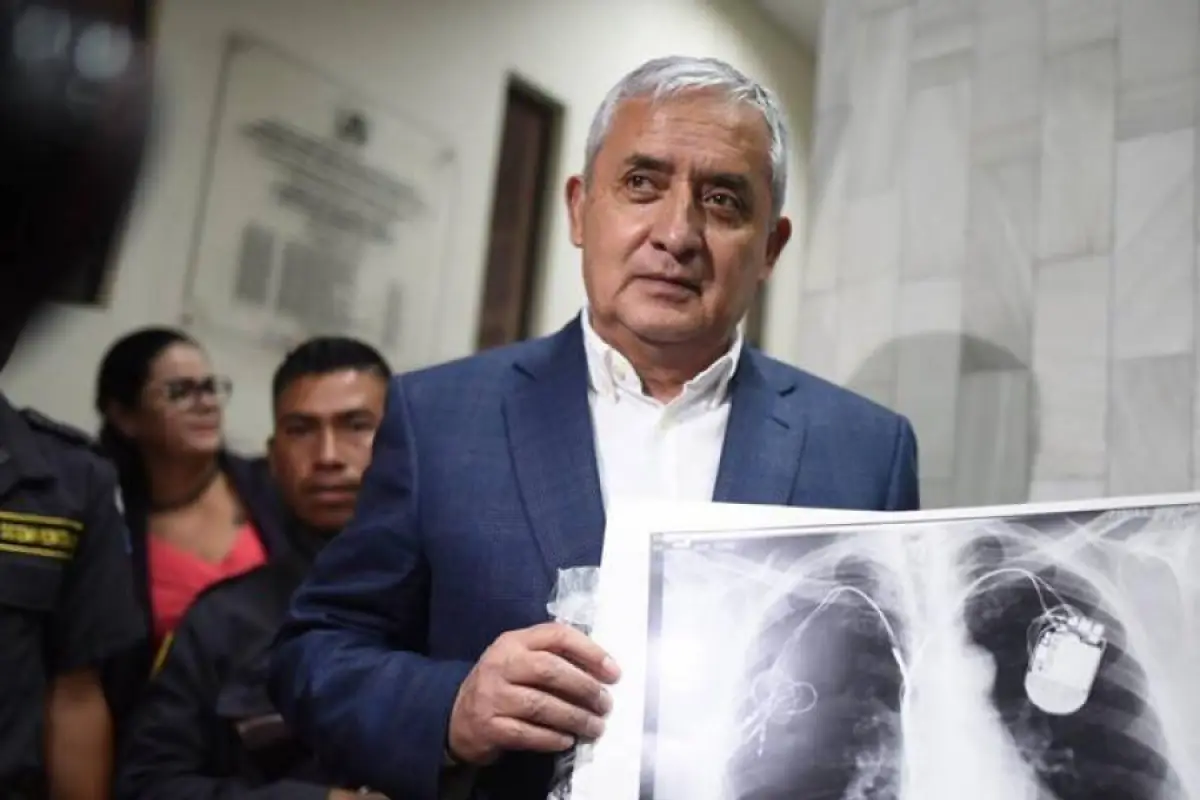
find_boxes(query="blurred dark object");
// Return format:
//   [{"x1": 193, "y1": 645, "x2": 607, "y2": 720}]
[{"x1": 0, "y1": 0, "x2": 152, "y2": 352}]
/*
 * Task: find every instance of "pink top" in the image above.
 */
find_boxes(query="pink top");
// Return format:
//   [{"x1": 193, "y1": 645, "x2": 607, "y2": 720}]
[{"x1": 148, "y1": 522, "x2": 267, "y2": 645}]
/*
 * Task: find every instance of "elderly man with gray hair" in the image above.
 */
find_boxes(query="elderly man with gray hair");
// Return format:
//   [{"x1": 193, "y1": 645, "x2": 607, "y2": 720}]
[{"x1": 269, "y1": 55, "x2": 920, "y2": 799}]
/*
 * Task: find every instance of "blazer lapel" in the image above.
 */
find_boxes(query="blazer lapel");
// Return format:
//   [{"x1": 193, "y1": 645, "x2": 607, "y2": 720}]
[
  {"x1": 504, "y1": 319, "x2": 606, "y2": 580},
  {"x1": 713, "y1": 351, "x2": 808, "y2": 505}
]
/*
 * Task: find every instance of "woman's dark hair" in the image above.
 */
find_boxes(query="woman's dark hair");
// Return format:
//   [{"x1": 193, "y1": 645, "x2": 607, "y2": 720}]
[{"x1": 94, "y1": 326, "x2": 197, "y2": 506}]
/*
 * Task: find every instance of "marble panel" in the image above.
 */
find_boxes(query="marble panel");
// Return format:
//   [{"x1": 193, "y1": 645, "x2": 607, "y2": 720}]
[
  {"x1": 1117, "y1": 0, "x2": 1199, "y2": 138},
  {"x1": 963, "y1": 159, "x2": 1038, "y2": 368},
  {"x1": 817, "y1": 0, "x2": 863, "y2": 112},
  {"x1": 1194, "y1": 244, "x2": 1200, "y2": 491},
  {"x1": 1038, "y1": 42, "x2": 1117, "y2": 260},
  {"x1": 912, "y1": 0, "x2": 976, "y2": 63},
  {"x1": 1030, "y1": 358, "x2": 1108, "y2": 480},
  {"x1": 1033, "y1": 255, "x2": 1110, "y2": 361},
  {"x1": 795, "y1": 291, "x2": 839, "y2": 380},
  {"x1": 858, "y1": 0, "x2": 910, "y2": 11},
  {"x1": 902, "y1": 79, "x2": 971, "y2": 278},
  {"x1": 1113, "y1": 128, "x2": 1195, "y2": 359},
  {"x1": 848, "y1": 6, "x2": 913, "y2": 198},
  {"x1": 897, "y1": 277, "x2": 964, "y2": 335},
  {"x1": 910, "y1": 51, "x2": 974, "y2": 92},
  {"x1": 1028, "y1": 479, "x2": 1107, "y2": 502},
  {"x1": 920, "y1": 477, "x2": 956, "y2": 508},
  {"x1": 835, "y1": 278, "x2": 899, "y2": 385},
  {"x1": 1046, "y1": 0, "x2": 1118, "y2": 53},
  {"x1": 1109, "y1": 354, "x2": 1194, "y2": 494},
  {"x1": 805, "y1": 107, "x2": 852, "y2": 293},
  {"x1": 840, "y1": 190, "x2": 902, "y2": 285},
  {"x1": 977, "y1": 0, "x2": 1040, "y2": 56},
  {"x1": 971, "y1": 42, "x2": 1042, "y2": 164},
  {"x1": 953, "y1": 368, "x2": 1035, "y2": 505},
  {"x1": 896, "y1": 332, "x2": 962, "y2": 479}
]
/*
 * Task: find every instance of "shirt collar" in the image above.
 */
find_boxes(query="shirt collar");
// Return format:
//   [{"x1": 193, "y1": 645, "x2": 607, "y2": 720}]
[{"x1": 581, "y1": 309, "x2": 743, "y2": 407}]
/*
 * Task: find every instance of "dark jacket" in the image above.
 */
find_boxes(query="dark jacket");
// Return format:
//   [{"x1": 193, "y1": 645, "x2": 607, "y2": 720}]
[
  {"x1": 116, "y1": 553, "x2": 341, "y2": 799},
  {"x1": 104, "y1": 453, "x2": 301, "y2": 734},
  {"x1": 0, "y1": 400, "x2": 144, "y2": 797}
]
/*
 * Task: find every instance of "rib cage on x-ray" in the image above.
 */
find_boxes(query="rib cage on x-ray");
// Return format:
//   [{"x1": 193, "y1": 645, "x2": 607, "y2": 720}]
[{"x1": 639, "y1": 506, "x2": 1200, "y2": 800}]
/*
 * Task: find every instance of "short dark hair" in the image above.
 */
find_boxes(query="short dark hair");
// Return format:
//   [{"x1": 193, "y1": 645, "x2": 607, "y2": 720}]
[{"x1": 271, "y1": 337, "x2": 391, "y2": 404}]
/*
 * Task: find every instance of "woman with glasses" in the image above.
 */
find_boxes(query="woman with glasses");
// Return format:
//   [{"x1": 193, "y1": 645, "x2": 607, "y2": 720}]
[{"x1": 93, "y1": 327, "x2": 293, "y2": 726}]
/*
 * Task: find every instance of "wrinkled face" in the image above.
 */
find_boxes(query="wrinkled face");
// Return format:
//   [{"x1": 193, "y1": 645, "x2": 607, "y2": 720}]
[
  {"x1": 118, "y1": 342, "x2": 227, "y2": 458},
  {"x1": 267, "y1": 369, "x2": 387, "y2": 533},
  {"x1": 568, "y1": 91, "x2": 791, "y2": 352}
]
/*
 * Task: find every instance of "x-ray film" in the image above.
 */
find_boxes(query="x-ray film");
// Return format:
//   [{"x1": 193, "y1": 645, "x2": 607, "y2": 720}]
[{"x1": 569, "y1": 496, "x2": 1200, "y2": 800}]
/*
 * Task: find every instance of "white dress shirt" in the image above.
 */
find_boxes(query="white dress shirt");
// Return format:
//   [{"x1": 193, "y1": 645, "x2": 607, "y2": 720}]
[{"x1": 582, "y1": 311, "x2": 743, "y2": 506}]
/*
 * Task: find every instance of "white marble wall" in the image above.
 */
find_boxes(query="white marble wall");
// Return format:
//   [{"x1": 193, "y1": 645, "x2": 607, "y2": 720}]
[{"x1": 803, "y1": 0, "x2": 1200, "y2": 506}]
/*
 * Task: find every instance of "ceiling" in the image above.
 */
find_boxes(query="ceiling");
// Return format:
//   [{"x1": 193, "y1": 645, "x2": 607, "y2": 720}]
[{"x1": 754, "y1": 0, "x2": 825, "y2": 53}]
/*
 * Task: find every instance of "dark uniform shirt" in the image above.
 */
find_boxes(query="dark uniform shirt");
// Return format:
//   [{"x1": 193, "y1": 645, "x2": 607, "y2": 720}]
[
  {"x1": 0, "y1": 396, "x2": 145, "y2": 796},
  {"x1": 116, "y1": 554, "x2": 339, "y2": 799}
]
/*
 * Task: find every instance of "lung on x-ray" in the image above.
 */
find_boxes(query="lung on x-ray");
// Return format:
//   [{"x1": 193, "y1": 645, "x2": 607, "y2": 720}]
[{"x1": 637, "y1": 504, "x2": 1200, "y2": 800}]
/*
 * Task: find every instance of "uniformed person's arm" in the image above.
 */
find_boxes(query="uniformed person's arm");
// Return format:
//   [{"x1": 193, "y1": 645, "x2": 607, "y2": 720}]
[
  {"x1": 45, "y1": 457, "x2": 144, "y2": 800},
  {"x1": 116, "y1": 613, "x2": 343, "y2": 800}
]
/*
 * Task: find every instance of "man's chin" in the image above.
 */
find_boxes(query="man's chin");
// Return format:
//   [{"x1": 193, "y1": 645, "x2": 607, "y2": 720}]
[
  {"x1": 298, "y1": 504, "x2": 354, "y2": 534},
  {"x1": 625, "y1": 320, "x2": 704, "y2": 346}
]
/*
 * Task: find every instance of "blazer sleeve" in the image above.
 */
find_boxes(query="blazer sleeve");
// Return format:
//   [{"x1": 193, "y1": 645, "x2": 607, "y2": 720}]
[
  {"x1": 116, "y1": 613, "x2": 330, "y2": 800},
  {"x1": 883, "y1": 415, "x2": 920, "y2": 512},
  {"x1": 268, "y1": 376, "x2": 475, "y2": 800}
]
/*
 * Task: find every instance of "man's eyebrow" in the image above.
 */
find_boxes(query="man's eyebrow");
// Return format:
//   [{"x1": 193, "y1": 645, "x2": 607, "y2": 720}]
[
  {"x1": 705, "y1": 171, "x2": 752, "y2": 196},
  {"x1": 623, "y1": 153, "x2": 673, "y2": 173},
  {"x1": 335, "y1": 408, "x2": 377, "y2": 422},
  {"x1": 277, "y1": 411, "x2": 318, "y2": 424}
]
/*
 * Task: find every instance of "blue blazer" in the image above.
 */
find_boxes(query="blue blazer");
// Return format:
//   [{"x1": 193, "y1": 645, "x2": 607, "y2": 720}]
[{"x1": 269, "y1": 317, "x2": 919, "y2": 799}]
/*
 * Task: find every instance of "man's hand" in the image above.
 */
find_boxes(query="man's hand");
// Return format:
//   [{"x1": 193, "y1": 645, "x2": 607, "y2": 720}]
[{"x1": 447, "y1": 622, "x2": 621, "y2": 766}]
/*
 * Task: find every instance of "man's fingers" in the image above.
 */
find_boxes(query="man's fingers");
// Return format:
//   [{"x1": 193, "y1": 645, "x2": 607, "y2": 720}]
[
  {"x1": 496, "y1": 684, "x2": 606, "y2": 739},
  {"x1": 487, "y1": 715, "x2": 575, "y2": 754},
  {"x1": 506, "y1": 650, "x2": 612, "y2": 716},
  {"x1": 519, "y1": 623, "x2": 621, "y2": 683}
]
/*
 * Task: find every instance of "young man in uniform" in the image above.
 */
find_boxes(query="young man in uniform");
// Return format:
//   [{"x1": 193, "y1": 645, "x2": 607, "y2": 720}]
[
  {"x1": 0, "y1": 2, "x2": 151, "y2": 797},
  {"x1": 116, "y1": 337, "x2": 392, "y2": 800}
]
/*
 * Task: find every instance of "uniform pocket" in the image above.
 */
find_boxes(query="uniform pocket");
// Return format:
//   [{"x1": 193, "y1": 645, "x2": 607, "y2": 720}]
[{"x1": 0, "y1": 553, "x2": 63, "y2": 613}]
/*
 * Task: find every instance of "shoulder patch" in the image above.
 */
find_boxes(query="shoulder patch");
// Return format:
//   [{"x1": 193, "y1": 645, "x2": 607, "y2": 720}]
[{"x1": 19, "y1": 408, "x2": 95, "y2": 447}]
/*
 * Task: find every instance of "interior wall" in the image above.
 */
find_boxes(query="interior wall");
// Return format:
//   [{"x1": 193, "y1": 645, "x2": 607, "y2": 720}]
[
  {"x1": 1, "y1": 0, "x2": 814, "y2": 450},
  {"x1": 801, "y1": 0, "x2": 1200, "y2": 507}
]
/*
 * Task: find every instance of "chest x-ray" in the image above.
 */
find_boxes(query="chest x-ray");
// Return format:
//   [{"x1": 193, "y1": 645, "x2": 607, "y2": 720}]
[{"x1": 584, "y1": 499, "x2": 1200, "y2": 800}]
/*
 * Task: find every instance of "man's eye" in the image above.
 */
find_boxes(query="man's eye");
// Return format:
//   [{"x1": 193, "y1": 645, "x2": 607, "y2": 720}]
[
  {"x1": 706, "y1": 192, "x2": 740, "y2": 209},
  {"x1": 627, "y1": 174, "x2": 654, "y2": 191}
]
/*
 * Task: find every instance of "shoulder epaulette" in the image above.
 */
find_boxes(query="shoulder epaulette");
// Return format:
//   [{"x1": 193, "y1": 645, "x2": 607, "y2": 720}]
[{"x1": 18, "y1": 408, "x2": 96, "y2": 448}]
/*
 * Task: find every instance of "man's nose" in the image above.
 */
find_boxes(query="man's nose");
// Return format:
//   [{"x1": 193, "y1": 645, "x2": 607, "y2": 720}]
[
  {"x1": 649, "y1": 185, "x2": 704, "y2": 261},
  {"x1": 314, "y1": 429, "x2": 344, "y2": 467}
]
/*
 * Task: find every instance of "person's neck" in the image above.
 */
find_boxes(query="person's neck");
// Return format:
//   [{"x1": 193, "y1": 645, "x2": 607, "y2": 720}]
[
  {"x1": 144, "y1": 452, "x2": 221, "y2": 512},
  {"x1": 595, "y1": 322, "x2": 732, "y2": 403}
]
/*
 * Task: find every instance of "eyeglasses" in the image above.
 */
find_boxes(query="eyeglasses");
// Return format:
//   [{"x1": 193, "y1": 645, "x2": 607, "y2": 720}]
[{"x1": 158, "y1": 375, "x2": 233, "y2": 407}]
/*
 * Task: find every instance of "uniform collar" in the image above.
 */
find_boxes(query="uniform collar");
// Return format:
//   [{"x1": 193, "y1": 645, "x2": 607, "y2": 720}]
[
  {"x1": 0, "y1": 394, "x2": 54, "y2": 481},
  {"x1": 581, "y1": 309, "x2": 743, "y2": 407}
]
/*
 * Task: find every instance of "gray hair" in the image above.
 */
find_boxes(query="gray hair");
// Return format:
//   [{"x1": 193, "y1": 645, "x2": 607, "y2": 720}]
[{"x1": 584, "y1": 55, "x2": 790, "y2": 219}]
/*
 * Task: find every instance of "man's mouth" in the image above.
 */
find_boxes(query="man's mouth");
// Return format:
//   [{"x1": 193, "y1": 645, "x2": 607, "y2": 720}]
[
  {"x1": 642, "y1": 275, "x2": 701, "y2": 294},
  {"x1": 306, "y1": 485, "x2": 358, "y2": 503}
]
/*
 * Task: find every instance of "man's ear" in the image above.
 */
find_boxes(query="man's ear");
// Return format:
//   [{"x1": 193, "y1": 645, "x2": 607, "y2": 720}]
[
  {"x1": 566, "y1": 174, "x2": 586, "y2": 248},
  {"x1": 761, "y1": 215, "x2": 793, "y2": 280},
  {"x1": 265, "y1": 435, "x2": 278, "y2": 478}
]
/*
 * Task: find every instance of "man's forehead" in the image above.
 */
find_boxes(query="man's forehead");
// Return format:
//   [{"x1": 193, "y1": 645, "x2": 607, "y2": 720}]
[{"x1": 275, "y1": 370, "x2": 385, "y2": 416}]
